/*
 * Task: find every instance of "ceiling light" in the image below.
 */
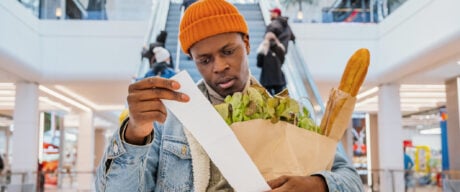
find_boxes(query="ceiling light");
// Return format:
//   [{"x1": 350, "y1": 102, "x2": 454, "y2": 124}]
[
  {"x1": 0, "y1": 102, "x2": 14, "y2": 106},
  {"x1": 39, "y1": 97, "x2": 71, "y2": 112},
  {"x1": 457, "y1": 60, "x2": 460, "y2": 65},
  {"x1": 0, "y1": 90, "x2": 15, "y2": 95},
  {"x1": 0, "y1": 83, "x2": 14, "y2": 88},
  {"x1": 420, "y1": 127, "x2": 441, "y2": 135},
  {"x1": 357, "y1": 87, "x2": 379, "y2": 100},
  {"x1": 55, "y1": 85, "x2": 125, "y2": 111},
  {"x1": 355, "y1": 96, "x2": 377, "y2": 107},
  {"x1": 39, "y1": 86, "x2": 91, "y2": 112},
  {"x1": 400, "y1": 84, "x2": 445, "y2": 92},
  {"x1": 0, "y1": 97, "x2": 14, "y2": 101}
]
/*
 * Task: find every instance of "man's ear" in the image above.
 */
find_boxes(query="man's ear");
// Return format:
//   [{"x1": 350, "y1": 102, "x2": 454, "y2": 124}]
[{"x1": 243, "y1": 35, "x2": 250, "y2": 55}]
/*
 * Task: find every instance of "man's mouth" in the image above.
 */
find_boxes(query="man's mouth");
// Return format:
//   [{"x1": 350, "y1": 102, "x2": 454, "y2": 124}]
[{"x1": 217, "y1": 78, "x2": 235, "y2": 89}]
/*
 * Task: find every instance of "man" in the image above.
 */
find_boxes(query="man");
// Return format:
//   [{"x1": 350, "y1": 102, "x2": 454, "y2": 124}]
[
  {"x1": 266, "y1": 8, "x2": 296, "y2": 53},
  {"x1": 95, "y1": 0, "x2": 363, "y2": 191}
]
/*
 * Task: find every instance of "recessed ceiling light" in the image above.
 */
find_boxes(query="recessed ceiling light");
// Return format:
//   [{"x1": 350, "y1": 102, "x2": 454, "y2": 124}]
[{"x1": 457, "y1": 60, "x2": 460, "y2": 65}]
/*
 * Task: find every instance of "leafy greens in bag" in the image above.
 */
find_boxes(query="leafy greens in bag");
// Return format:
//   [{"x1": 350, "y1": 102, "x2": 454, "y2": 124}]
[{"x1": 214, "y1": 85, "x2": 321, "y2": 134}]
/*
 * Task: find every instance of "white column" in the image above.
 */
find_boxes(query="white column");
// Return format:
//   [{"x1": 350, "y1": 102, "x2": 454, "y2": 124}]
[
  {"x1": 94, "y1": 128, "x2": 107, "y2": 168},
  {"x1": 368, "y1": 114, "x2": 379, "y2": 190},
  {"x1": 445, "y1": 78, "x2": 460, "y2": 172},
  {"x1": 11, "y1": 82, "x2": 39, "y2": 188},
  {"x1": 377, "y1": 84, "x2": 404, "y2": 192},
  {"x1": 76, "y1": 111, "x2": 94, "y2": 191}
]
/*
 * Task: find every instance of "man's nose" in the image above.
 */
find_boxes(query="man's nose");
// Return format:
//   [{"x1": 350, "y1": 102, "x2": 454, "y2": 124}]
[{"x1": 213, "y1": 56, "x2": 229, "y2": 73}]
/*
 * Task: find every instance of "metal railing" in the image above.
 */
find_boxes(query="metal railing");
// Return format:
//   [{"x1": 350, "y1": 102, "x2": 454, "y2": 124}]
[
  {"x1": 0, "y1": 170, "x2": 96, "y2": 191},
  {"x1": 364, "y1": 169, "x2": 460, "y2": 192}
]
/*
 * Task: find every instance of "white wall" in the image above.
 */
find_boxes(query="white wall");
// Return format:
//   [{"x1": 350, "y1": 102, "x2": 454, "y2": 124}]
[
  {"x1": 291, "y1": 23, "x2": 379, "y2": 83},
  {"x1": 0, "y1": 0, "x2": 148, "y2": 82},
  {"x1": 376, "y1": 0, "x2": 460, "y2": 83},
  {"x1": 292, "y1": 0, "x2": 460, "y2": 85},
  {"x1": 0, "y1": 0, "x2": 42, "y2": 80},
  {"x1": 39, "y1": 20, "x2": 146, "y2": 81}
]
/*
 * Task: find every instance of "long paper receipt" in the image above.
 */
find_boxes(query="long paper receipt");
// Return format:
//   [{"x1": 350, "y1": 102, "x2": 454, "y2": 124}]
[{"x1": 162, "y1": 71, "x2": 271, "y2": 192}]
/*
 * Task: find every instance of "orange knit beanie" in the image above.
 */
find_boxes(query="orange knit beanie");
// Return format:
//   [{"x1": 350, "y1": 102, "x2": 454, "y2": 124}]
[{"x1": 179, "y1": 0, "x2": 250, "y2": 55}]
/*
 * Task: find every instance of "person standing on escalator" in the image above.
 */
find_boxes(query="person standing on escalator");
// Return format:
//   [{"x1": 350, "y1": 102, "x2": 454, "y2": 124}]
[
  {"x1": 266, "y1": 8, "x2": 296, "y2": 54},
  {"x1": 256, "y1": 32, "x2": 286, "y2": 95},
  {"x1": 142, "y1": 30, "x2": 174, "y2": 69}
]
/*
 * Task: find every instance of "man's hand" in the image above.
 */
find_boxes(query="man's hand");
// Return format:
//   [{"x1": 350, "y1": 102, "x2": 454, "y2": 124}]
[
  {"x1": 125, "y1": 77, "x2": 189, "y2": 144},
  {"x1": 267, "y1": 175, "x2": 328, "y2": 192}
]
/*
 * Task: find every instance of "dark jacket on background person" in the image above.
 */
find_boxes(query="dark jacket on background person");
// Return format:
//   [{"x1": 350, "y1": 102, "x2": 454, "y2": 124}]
[
  {"x1": 256, "y1": 35, "x2": 286, "y2": 93},
  {"x1": 266, "y1": 16, "x2": 296, "y2": 53}
]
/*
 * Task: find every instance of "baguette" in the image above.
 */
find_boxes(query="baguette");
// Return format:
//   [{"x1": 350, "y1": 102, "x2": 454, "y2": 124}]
[{"x1": 321, "y1": 48, "x2": 370, "y2": 136}]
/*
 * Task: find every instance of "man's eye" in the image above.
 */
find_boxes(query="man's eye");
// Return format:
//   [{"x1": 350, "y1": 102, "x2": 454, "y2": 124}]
[
  {"x1": 199, "y1": 58, "x2": 210, "y2": 64},
  {"x1": 223, "y1": 49, "x2": 234, "y2": 55}
]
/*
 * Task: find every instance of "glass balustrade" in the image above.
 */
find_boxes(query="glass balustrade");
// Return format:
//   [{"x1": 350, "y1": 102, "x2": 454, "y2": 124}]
[
  {"x1": 17, "y1": 0, "x2": 153, "y2": 20},
  {"x1": 263, "y1": 0, "x2": 408, "y2": 23}
]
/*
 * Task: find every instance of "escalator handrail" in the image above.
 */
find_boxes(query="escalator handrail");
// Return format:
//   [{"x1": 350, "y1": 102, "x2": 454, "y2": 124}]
[
  {"x1": 290, "y1": 42, "x2": 326, "y2": 115},
  {"x1": 174, "y1": 5, "x2": 185, "y2": 72}
]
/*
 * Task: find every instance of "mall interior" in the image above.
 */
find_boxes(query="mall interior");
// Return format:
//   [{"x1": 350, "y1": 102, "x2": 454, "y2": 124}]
[{"x1": 1, "y1": 0, "x2": 460, "y2": 191}]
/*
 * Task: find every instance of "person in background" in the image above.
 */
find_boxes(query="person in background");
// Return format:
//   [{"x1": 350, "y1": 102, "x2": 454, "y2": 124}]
[
  {"x1": 266, "y1": 7, "x2": 296, "y2": 53},
  {"x1": 142, "y1": 30, "x2": 174, "y2": 69},
  {"x1": 256, "y1": 32, "x2": 286, "y2": 95},
  {"x1": 0, "y1": 154, "x2": 4, "y2": 174},
  {"x1": 144, "y1": 47, "x2": 176, "y2": 79},
  {"x1": 95, "y1": 0, "x2": 363, "y2": 191},
  {"x1": 404, "y1": 148, "x2": 414, "y2": 192}
]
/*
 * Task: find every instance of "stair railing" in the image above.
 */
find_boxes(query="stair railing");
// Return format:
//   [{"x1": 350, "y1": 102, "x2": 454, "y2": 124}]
[{"x1": 174, "y1": 5, "x2": 185, "y2": 72}]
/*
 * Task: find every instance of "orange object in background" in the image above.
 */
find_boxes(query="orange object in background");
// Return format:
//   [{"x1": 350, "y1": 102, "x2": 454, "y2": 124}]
[{"x1": 42, "y1": 142, "x2": 59, "y2": 185}]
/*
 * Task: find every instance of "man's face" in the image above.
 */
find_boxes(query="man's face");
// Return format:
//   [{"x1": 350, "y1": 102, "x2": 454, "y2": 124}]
[
  {"x1": 189, "y1": 33, "x2": 249, "y2": 97},
  {"x1": 270, "y1": 11, "x2": 279, "y2": 20}
]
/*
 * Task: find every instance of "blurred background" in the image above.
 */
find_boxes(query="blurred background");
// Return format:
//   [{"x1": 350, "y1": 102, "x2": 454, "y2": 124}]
[{"x1": 1, "y1": 0, "x2": 459, "y2": 191}]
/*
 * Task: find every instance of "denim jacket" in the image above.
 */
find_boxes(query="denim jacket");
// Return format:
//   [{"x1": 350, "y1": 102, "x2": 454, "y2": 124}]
[{"x1": 95, "y1": 82, "x2": 364, "y2": 192}]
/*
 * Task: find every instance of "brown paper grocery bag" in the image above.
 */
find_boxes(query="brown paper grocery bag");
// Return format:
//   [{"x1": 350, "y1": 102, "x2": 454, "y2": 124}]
[{"x1": 231, "y1": 119, "x2": 337, "y2": 181}]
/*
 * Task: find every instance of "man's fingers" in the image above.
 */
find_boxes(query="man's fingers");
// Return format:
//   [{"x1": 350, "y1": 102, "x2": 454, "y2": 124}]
[
  {"x1": 267, "y1": 175, "x2": 289, "y2": 189},
  {"x1": 127, "y1": 88, "x2": 189, "y2": 103},
  {"x1": 130, "y1": 100, "x2": 166, "y2": 114},
  {"x1": 139, "y1": 111, "x2": 167, "y2": 124},
  {"x1": 129, "y1": 77, "x2": 180, "y2": 91}
]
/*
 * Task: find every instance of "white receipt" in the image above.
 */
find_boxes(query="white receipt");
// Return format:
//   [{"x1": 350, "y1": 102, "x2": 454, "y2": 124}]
[{"x1": 162, "y1": 71, "x2": 271, "y2": 192}]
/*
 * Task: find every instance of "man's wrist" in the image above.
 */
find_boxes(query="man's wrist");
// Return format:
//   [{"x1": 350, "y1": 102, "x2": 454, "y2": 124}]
[
  {"x1": 309, "y1": 175, "x2": 328, "y2": 192},
  {"x1": 122, "y1": 120, "x2": 153, "y2": 145}
]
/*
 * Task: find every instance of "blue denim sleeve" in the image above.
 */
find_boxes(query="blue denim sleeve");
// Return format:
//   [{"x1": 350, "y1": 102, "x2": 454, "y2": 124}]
[
  {"x1": 314, "y1": 146, "x2": 364, "y2": 192},
  {"x1": 95, "y1": 119, "x2": 161, "y2": 192}
]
